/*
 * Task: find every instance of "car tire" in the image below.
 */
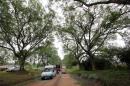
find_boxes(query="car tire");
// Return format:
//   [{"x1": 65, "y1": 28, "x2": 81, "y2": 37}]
[
  {"x1": 41, "y1": 77, "x2": 44, "y2": 80},
  {"x1": 50, "y1": 76, "x2": 53, "y2": 79}
]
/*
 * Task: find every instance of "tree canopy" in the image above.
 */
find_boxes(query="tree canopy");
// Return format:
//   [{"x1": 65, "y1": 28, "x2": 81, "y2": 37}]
[{"x1": 0, "y1": 0, "x2": 55, "y2": 70}]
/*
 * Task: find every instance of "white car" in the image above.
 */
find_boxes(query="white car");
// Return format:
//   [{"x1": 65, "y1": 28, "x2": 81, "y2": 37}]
[
  {"x1": 6, "y1": 66, "x2": 19, "y2": 72},
  {"x1": 41, "y1": 68, "x2": 56, "y2": 80}
]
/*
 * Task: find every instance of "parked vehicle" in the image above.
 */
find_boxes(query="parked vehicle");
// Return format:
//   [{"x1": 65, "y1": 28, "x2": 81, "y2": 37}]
[
  {"x1": 41, "y1": 65, "x2": 56, "y2": 80},
  {"x1": 6, "y1": 66, "x2": 20, "y2": 72}
]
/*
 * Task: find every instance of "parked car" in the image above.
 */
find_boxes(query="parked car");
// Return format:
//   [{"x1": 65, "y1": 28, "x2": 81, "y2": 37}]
[
  {"x1": 6, "y1": 66, "x2": 19, "y2": 72},
  {"x1": 41, "y1": 65, "x2": 56, "y2": 80}
]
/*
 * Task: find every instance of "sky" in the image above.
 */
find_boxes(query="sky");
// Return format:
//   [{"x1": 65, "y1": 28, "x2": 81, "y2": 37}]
[
  {"x1": 108, "y1": 33, "x2": 125, "y2": 47},
  {"x1": 39, "y1": 0, "x2": 65, "y2": 60},
  {"x1": 53, "y1": 34, "x2": 64, "y2": 60}
]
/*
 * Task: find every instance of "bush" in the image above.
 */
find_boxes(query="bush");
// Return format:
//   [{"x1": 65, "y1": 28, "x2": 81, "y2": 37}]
[
  {"x1": 118, "y1": 48, "x2": 130, "y2": 69},
  {"x1": 81, "y1": 58, "x2": 112, "y2": 70},
  {"x1": 95, "y1": 58, "x2": 112, "y2": 70},
  {"x1": 0, "y1": 68, "x2": 7, "y2": 71}
]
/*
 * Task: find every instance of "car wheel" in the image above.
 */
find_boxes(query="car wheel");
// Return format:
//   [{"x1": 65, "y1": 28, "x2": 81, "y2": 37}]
[
  {"x1": 41, "y1": 77, "x2": 44, "y2": 80},
  {"x1": 50, "y1": 76, "x2": 53, "y2": 79}
]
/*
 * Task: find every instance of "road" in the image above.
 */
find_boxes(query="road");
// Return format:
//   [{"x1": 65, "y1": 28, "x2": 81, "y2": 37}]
[{"x1": 25, "y1": 74, "x2": 80, "y2": 86}]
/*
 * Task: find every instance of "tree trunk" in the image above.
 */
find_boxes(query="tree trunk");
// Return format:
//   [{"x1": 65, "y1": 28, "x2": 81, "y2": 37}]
[
  {"x1": 88, "y1": 52, "x2": 96, "y2": 71},
  {"x1": 18, "y1": 57, "x2": 26, "y2": 71},
  {"x1": 127, "y1": 63, "x2": 130, "y2": 70},
  {"x1": 91, "y1": 57, "x2": 96, "y2": 71},
  {"x1": 77, "y1": 59, "x2": 83, "y2": 69}
]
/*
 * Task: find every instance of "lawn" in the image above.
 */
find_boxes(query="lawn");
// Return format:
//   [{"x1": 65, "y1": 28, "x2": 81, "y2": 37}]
[{"x1": 0, "y1": 70, "x2": 40, "y2": 86}]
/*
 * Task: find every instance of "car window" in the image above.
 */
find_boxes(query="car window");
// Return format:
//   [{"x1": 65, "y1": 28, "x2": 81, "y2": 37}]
[{"x1": 43, "y1": 68, "x2": 53, "y2": 72}]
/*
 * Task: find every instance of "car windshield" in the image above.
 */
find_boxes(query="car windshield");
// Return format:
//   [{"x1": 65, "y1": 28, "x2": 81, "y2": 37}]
[{"x1": 43, "y1": 68, "x2": 53, "y2": 72}]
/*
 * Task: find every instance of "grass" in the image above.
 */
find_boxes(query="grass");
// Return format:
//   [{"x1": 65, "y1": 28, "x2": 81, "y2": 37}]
[
  {"x1": 68, "y1": 68, "x2": 130, "y2": 86},
  {"x1": 0, "y1": 70, "x2": 40, "y2": 86}
]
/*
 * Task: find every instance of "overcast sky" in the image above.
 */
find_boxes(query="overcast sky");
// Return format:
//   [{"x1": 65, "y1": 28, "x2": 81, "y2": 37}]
[{"x1": 39, "y1": 0, "x2": 65, "y2": 60}]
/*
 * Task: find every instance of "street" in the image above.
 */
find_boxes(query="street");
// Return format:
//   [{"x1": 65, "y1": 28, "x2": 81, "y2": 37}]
[{"x1": 25, "y1": 74, "x2": 80, "y2": 86}]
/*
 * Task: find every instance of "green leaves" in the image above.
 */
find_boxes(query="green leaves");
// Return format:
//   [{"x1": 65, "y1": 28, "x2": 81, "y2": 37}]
[
  {"x1": 63, "y1": 52, "x2": 78, "y2": 68},
  {"x1": 35, "y1": 41, "x2": 61, "y2": 65},
  {"x1": 0, "y1": 0, "x2": 55, "y2": 70},
  {"x1": 101, "y1": 11, "x2": 121, "y2": 29}
]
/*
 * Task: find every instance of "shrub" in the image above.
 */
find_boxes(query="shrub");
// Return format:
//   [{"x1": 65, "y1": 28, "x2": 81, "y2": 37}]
[{"x1": 81, "y1": 58, "x2": 112, "y2": 70}]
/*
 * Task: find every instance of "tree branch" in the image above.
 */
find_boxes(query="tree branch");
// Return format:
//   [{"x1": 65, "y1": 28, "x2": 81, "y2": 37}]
[
  {"x1": 0, "y1": 45, "x2": 13, "y2": 51},
  {"x1": 74, "y1": 0, "x2": 130, "y2": 7}
]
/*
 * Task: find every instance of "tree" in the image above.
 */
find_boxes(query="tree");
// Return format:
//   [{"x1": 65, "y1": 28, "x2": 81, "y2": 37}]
[
  {"x1": 33, "y1": 41, "x2": 61, "y2": 66},
  {"x1": 0, "y1": 48, "x2": 8, "y2": 65},
  {"x1": 117, "y1": 30, "x2": 130, "y2": 69},
  {"x1": 118, "y1": 48, "x2": 130, "y2": 69},
  {"x1": 61, "y1": 5, "x2": 130, "y2": 70},
  {"x1": 0, "y1": 0, "x2": 55, "y2": 71},
  {"x1": 60, "y1": 32, "x2": 84, "y2": 68},
  {"x1": 74, "y1": 0, "x2": 130, "y2": 7},
  {"x1": 63, "y1": 52, "x2": 78, "y2": 68}
]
